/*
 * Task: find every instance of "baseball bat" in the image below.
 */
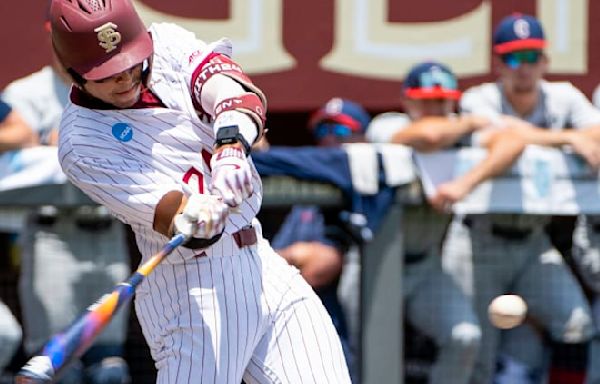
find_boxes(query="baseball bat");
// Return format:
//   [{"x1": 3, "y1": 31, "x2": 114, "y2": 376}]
[{"x1": 15, "y1": 233, "x2": 189, "y2": 383}]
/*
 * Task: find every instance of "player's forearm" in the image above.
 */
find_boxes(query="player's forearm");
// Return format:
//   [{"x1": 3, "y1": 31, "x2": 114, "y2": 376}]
[
  {"x1": 580, "y1": 125, "x2": 600, "y2": 142},
  {"x1": 518, "y1": 126, "x2": 578, "y2": 147},
  {"x1": 276, "y1": 242, "x2": 343, "y2": 288},
  {"x1": 458, "y1": 131, "x2": 525, "y2": 193},
  {"x1": 0, "y1": 111, "x2": 38, "y2": 152},
  {"x1": 201, "y1": 74, "x2": 260, "y2": 149},
  {"x1": 392, "y1": 116, "x2": 474, "y2": 152},
  {"x1": 153, "y1": 190, "x2": 186, "y2": 237}
]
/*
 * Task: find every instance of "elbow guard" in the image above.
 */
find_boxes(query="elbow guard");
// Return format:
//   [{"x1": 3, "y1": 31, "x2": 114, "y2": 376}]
[{"x1": 191, "y1": 53, "x2": 267, "y2": 138}]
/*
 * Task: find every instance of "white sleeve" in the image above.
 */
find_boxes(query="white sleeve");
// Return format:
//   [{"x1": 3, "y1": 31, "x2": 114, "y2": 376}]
[
  {"x1": 62, "y1": 154, "x2": 182, "y2": 230},
  {"x1": 563, "y1": 83, "x2": 600, "y2": 128},
  {"x1": 593, "y1": 84, "x2": 600, "y2": 109},
  {"x1": 459, "y1": 85, "x2": 503, "y2": 119},
  {"x1": 366, "y1": 113, "x2": 411, "y2": 143},
  {"x1": 1, "y1": 85, "x2": 42, "y2": 133}
]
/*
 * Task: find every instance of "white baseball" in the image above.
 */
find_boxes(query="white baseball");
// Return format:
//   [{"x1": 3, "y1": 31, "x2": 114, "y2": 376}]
[{"x1": 488, "y1": 294, "x2": 527, "y2": 329}]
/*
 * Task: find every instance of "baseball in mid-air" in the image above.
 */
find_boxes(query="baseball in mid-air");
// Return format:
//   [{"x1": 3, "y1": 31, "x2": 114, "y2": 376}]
[{"x1": 488, "y1": 294, "x2": 527, "y2": 329}]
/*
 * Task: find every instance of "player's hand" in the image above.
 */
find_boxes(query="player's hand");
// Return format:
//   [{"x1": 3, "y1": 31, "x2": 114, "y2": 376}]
[
  {"x1": 173, "y1": 194, "x2": 229, "y2": 239},
  {"x1": 429, "y1": 180, "x2": 471, "y2": 212},
  {"x1": 567, "y1": 132, "x2": 600, "y2": 168},
  {"x1": 462, "y1": 114, "x2": 492, "y2": 131},
  {"x1": 210, "y1": 146, "x2": 253, "y2": 207}
]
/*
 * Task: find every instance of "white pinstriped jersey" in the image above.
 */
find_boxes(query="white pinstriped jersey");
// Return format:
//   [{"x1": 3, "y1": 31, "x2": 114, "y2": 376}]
[
  {"x1": 57, "y1": 23, "x2": 262, "y2": 263},
  {"x1": 57, "y1": 23, "x2": 351, "y2": 384}
]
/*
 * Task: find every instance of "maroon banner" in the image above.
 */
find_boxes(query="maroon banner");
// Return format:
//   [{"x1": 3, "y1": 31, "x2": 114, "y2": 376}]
[{"x1": 2, "y1": 1, "x2": 600, "y2": 113}]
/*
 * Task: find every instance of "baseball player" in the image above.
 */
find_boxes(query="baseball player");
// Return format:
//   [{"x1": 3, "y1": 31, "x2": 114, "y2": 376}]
[
  {"x1": 366, "y1": 61, "x2": 527, "y2": 384},
  {"x1": 2, "y1": 18, "x2": 132, "y2": 383},
  {"x1": 49, "y1": 0, "x2": 351, "y2": 383},
  {"x1": 270, "y1": 98, "x2": 372, "y2": 382},
  {"x1": 448, "y1": 13, "x2": 599, "y2": 384}
]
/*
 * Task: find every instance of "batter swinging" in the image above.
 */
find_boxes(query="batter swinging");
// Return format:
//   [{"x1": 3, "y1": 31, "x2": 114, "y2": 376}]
[{"x1": 49, "y1": 0, "x2": 351, "y2": 383}]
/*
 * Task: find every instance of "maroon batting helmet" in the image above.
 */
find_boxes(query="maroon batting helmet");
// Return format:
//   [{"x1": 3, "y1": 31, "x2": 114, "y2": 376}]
[{"x1": 50, "y1": 0, "x2": 153, "y2": 81}]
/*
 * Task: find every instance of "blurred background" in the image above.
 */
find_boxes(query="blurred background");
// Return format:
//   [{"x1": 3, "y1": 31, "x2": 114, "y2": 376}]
[
  {"x1": 0, "y1": 1, "x2": 599, "y2": 384},
  {"x1": 2, "y1": 0, "x2": 600, "y2": 145}
]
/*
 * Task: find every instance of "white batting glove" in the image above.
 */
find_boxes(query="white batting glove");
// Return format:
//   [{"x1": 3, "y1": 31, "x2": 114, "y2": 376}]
[
  {"x1": 210, "y1": 147, "x2": 253, "y2": 207},
  {"x1": 173, "y1": 194, "x2": 229, "y2": 239}
]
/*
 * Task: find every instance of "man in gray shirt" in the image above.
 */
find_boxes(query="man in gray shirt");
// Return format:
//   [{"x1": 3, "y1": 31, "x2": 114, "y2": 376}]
[{"x1": 445, "y1": 13, "x2": 600, "y2": 384}]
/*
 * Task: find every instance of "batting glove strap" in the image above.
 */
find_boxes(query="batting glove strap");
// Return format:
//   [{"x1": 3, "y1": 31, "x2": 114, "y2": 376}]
[
  {"x1": 179, "y1": 232, "x2": 223, "y2": 250},
  {"x1": 210, "y1": 147, "x2": 253, "y2": 207}
]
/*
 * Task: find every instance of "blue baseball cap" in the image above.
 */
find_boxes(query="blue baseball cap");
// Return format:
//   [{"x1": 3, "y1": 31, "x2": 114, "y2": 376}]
[
  {"x1": 309, "y1": 98, "x2": 371, "y2": 139},
  {"x1": 493, "y1": 13, "x2": 546, "y2": 54},
  {"x1": 402, "y1": 61, "x2": 461, "y2": 100}
]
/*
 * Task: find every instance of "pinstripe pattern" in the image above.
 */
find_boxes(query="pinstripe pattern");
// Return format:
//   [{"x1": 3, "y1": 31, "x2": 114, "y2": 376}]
[
  {"x1": 59, "y1": 98, "x2": 262, "y2": 265},
  {"x1": 134, "y1": 236, "x2": 351, "y2": 384},
  {"x1": 58, "y1": 23, "x2": 349, "y2": 383}
]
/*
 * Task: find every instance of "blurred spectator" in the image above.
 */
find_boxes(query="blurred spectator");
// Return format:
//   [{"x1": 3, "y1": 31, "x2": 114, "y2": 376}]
[
  {"x1": 583, "y1": 65, "x2": 600, "y2": 384},
  {"x1": 572, "y1": 216, "x2": 600, "y2": 384},
  {"x1": 270, "y1": 97, "x2": 370, "y2": 382},
  {"x1": 366, "y1": 61, "x2": 527, "y2": 384},
  {"x1": 0, "y1": 97, "x2": 28, "y2": 379},
  {"x1": 1, "y1": 21, "x2": 131, "y2": 383},
  {"x1": 451, "y1": 13, "x2": 600, "y2": 384}
]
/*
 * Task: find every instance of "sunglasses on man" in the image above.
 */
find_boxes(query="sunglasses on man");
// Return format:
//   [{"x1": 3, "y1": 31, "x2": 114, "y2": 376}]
[
  {"x1": 501, "y1": 50, "x2": 543, "y2": 69},
  {"x1": 313, "y1": 123, "x2": 353, "y2": 139}
]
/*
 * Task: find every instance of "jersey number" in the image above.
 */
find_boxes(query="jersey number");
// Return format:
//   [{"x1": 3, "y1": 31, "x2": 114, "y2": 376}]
[{"x1": 182, "y1": 167, "x2": 204, "y2": 194}]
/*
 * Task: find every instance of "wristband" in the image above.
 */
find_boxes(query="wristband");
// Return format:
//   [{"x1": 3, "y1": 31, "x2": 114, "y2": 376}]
[{"x1": 215, "y1": 125, "x2": 251, "y2": 155}]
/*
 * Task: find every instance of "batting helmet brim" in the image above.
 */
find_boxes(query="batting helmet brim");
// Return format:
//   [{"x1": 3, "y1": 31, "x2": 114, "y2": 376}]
[{"x1": 74, "y1": 35, "x2": 153, "y2": 81}]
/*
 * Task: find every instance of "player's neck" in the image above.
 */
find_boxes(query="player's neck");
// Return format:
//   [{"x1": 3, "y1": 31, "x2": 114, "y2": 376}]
[{"x1": 505, "y1": 88, "x2": 540, "y2": 118}]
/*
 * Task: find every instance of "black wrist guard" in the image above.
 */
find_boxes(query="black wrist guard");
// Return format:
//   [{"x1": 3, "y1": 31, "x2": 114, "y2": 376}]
[
  {"x1": 215, "y1": 125, "x2": 251, "y2": 155},
  {"x1": 182, "y1": 233, "x2": 223, "y2": 250}
]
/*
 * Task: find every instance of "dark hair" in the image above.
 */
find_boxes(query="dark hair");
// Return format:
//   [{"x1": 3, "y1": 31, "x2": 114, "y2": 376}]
[{"x1": 67, "y1": 68, "x2": 87, "y2": 86}]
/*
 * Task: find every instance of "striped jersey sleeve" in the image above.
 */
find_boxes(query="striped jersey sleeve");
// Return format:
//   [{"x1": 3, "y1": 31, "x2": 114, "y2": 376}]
[{"x1": 58, "y1": 105, "x2": 182, "y2": 230}]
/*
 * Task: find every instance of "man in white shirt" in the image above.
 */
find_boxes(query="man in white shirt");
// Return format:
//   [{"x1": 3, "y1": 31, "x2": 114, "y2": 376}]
[
  {"x1": 451, "y1": 13, "x2": 600, "y2": 384},
  {"x1": 367, "y1": 61, "x2": 526, "y2": 384}
]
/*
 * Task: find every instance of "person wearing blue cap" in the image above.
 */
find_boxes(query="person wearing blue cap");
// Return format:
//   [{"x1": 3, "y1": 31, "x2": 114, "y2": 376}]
[
  {"x1": 452, "y1": 13, "x2": 600, "y2": 384},
  {"x1": 270, "y1": 97, "x2": 371, "y2": 382},
  {"x1": 367, "y1": 61, "x2": 528, "y2": 384},
  {"x1": 308, "y1": 97, "x2": 371, "y2": 147}
]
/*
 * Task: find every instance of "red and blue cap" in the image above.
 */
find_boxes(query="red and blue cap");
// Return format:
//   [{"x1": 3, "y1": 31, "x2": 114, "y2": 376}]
[
  {"x1": 309, "y1": 98, "x2": 371, "y2": 138},
  {"x1": 493, "y1": 13, "x2": 546, "y2": 54},
  {"x1": 402, "y1": 61, "x2": 461, "y2": 100}
]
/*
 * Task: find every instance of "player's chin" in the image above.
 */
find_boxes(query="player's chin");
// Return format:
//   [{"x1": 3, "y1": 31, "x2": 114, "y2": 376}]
[{"x1": 112, "y1": 83, "x2": 141, "y2": 108}]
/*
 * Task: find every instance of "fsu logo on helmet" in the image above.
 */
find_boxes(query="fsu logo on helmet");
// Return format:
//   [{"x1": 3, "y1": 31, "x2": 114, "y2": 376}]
[{"x1": 94, "y1": 22, "x2": 122, "y2": 53}]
